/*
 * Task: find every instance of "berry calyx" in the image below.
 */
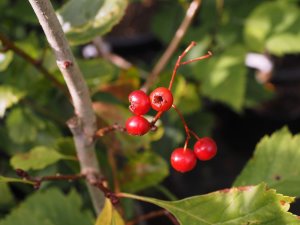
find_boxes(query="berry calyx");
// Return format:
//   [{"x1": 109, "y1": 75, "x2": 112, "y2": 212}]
[
  {"x1": 150, "y1": 87, "x2": 173, "y2": 112},
  {"x1": 170, "y1": 148, "x2": 197, "y2": 173},
  {"x1": 128, "y1": 90, "x2": 150, "y2": 115},
  {"x1": 126, "y1": 115, "x2": 150, "y2": 136},
  {"x1": 194, "y1": 137, "x2": 217, "y2": 161}
]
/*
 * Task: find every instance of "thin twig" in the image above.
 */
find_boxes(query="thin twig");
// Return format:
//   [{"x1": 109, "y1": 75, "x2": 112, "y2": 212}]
[
  {"x1": 15, "y1": 169, "x2": 119, "y2": 205},
  {"x1": 28, "y1": 0, "x2": 104, "y2": 213},
  {"x1": 93, "y1": 37, "x2": 132, "y2": 70},
  {"x1": 142, "y1": 0, "x2": 202, "y2": 92},
  {"x1": 0, "y1": 33, "x2": 69, "y2": 98},
  {"x1": 95, "y1": 123, "x2": 126, "y2": 137},
  {"x1": 126, "y1": 209, "x2": 179, "y2": 225},
  {"x1": 16, "y1": 169, "x2": 84, "y2": 189}
]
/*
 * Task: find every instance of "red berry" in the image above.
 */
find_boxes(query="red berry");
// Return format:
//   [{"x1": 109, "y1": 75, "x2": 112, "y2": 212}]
[
  {"x1": 170, "y1": 148, "x2": 197, "y2": 173},
  {"x1": 126, "y1": 115, "x2": 150, "y2": 136},
  {"x1": 194, "y1": 137, "x2": 217, "y2": 161},
  {"x1": 128, "y1": 90, "x2": 150, "y2": 115},
  {"x1": 149, "y1": 87, "x2": 173, "y2": 112}
]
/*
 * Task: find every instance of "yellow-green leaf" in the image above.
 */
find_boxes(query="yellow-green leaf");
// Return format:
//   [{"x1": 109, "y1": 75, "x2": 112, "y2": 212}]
[
  {"x1": 57, "y1": 0, "x2": 128, "y2": 45},
  {"x1": 10, "y1": 146, "x2": 76, "y2": 171},
  {"x1": 122, "y1": 183, "x2": 300, "y2": 225},
  {"x1": 95, "y1": 198, "x2": 124, "y2": 225}
]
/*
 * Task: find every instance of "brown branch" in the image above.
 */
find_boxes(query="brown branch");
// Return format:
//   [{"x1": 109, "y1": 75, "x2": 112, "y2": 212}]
[
  {"x1": 28, "y1": 0, "x2": 104, "y2": 213},
  {"x1": 0, "y1": 33, "x2": 69, "y2": 98},
  {"x1": 126, "y1": 209, "x2": 179, "y2": 225},
  {"x1": 142, "y1": 0, "x2": 202, "y2": 92},
  {"x1": 16, "y1": 169, "x2": 84, "y2": 189},
  {"x1": 15, "y1": 168, "x2": 119, "y2": 205}
]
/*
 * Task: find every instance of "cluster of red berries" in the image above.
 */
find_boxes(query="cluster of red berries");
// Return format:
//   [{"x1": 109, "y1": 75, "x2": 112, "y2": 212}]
[
  {"x1": 125, "y1": 42, "x2": 217, "y2": 173},
  {"x1": 125, "y1": 87, "x2": 173, "y2": 135}
]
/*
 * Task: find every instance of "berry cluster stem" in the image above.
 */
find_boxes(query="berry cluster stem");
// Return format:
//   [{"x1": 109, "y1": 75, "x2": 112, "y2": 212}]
[{"x1": 168, "y1": 42, "x2": 212, "y2": 91}]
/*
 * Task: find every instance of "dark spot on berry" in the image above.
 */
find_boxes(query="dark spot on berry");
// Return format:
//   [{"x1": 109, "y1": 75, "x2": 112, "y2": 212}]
[{"x1": 154, "y1": 95, "x2": 164, "y2": 104}]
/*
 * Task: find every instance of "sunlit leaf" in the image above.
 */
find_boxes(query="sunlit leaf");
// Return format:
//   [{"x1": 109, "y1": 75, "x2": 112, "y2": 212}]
[
  {"x1": 95, "y1": 198, "x2": 124, "y2": 225},
  {"x1": 0, "y1": 86, "x2": 25, "y2": 118},
  {"x1": 0, "y1": 51, "x2": 13, "y2": 72},
  {"x1": 266, "y1": 33, "x2": 300, "y2": 56},
  {"x1": 234, "y1": 127, "x2": 300, "y2": 197},
  {"x1": 119, "y1": 151, "x2": 169, "y2": 193},
  {"x1": 57, "y1": 0, "x2": 128, "y2": 45},
  {"x1": 198, "y1": 45, "x2": 247, "y2": 112},
  {"x1": 173, "y1": 77, "x2": 201, "y2": 115},
  {"x1": 244, "y1": 2, "x2": 300, "y2": 52},
  {"x1": 0, "y1": 176, "x2": 34, "y2": 185},
  {"x1": 10, "y1": 146, "x2": 76, "y2": 171},
  {"x1": 123, "y1": 183, "x2": 300, "y2": 225}
]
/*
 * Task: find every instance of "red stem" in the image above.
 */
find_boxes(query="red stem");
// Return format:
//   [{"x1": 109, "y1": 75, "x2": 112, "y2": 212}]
[
  {"x1": 188, "y1": 129, "x2": 201, "y2": 140},
  {"x1": 172, "y1": 104, "x2": 191, "y2": 151},
  {"x1": 168, "y1": 43, "x2": 212, "y2": 91}
]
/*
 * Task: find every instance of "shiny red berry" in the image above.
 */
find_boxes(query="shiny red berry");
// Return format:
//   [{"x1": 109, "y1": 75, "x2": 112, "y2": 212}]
[
  {"x1": 126, "y1": 115, "x2": 150, "y2": 136},
  {"x1": 194, "y1": 137, "x2": 217, "y2": 161},
  {"x1": 149, "y1": 87, "x2": 173, "y2": 112},
  {"x1": 170, "y1": 148, "x2": 197, "y2": 173},
  {"x1": 128, "y1": 90, "x2": 150, "y2": 115}
]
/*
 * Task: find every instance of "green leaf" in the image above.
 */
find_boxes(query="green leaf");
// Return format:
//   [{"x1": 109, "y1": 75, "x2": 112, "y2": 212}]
[
  {"x1": 0, "y1": 86, "x2": 25, "y2": 118},
  {"x1": 244, "y1": 2, "x2": 300, "y2": 52},
  {"x1": 0, "y1": 176, "x2": 34, "y2": 185},
  {"x1": 10, "y1": 146, "x2": 76, "y2": 171},
  {"x1": 266, "y1": 34, "x2": 300, "y2": 56},
  {"x1": 95, "y1": 198, "x2": 125, "y2": 225},
  {"x1": 244, "y1": 75, "x2": 273, "y2": 108},
  {"x1": 0, "y1": 188, "x2": 94, "y2": 225},
  {"x1": 57, "y1": 0, "x2": 128, "y2": 45},
  {"x1": 199, "y1": 46, "x2": 247, "y2": 112},
  {"x1": 123, "y1": 183, "x2": 300, "y2": 225},
  {"x1": 6, "y1": 107, "x2": 45, "y2": 144},
  {"x1": 173, "y1": 77, "x2": 201, "y2": 115},
  {"x1": 119, "y1": 151, "x2": 169, "y2": 193},
  {"x1": 0, "y1": 183, "x2": 15, "y2": 210},
  {"x1": 0, "y1": 51, "x2": 13, "y2": 72},
  {"x1": 78, "y1": 59, "x2": 118, "y2": 94},
  {"x1": 234, "y1": 127, "x2": 300, "y2": 197}
]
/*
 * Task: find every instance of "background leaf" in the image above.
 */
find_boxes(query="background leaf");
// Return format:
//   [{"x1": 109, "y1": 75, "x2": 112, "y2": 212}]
[
  {"x1": 0, "y1": 188, "x2": 94, "y2": 225},
  {"x1": 196, "y1": 45, "x2": 247, "y2": 112},
  {"x1": 123, "y1": 184, "x2": 300, "y2": 225},
  {"x1": 244, "y1": 2, "x2": 300, "y2": 53},
  {"x1": 234, "y1": 127, "x2": 300, "y2": 197},
  {"x1": 0, "y1": 176, "x2": 34, "y2": 185},
  {"x1": 0, "y1": 51, "x2": 13, "y2": 72},
  {"x1": 119, "y1": 151, "x2": 169, "y2": 193},
  {"x1": 57, "y1": 0, "x2": 128, "y2": 45},
  {"x1": 266, "y1": 34, "x2": 300, "y2": 56},
  {"x1": 10, "y1": 146, "x2": 76, "y2": 171},
  {"x1": 5, "y1": 107, "x2": 45, "y2": 144},
  {"x1": 0, "y1": 86, "x2": 24, "y2": 118}
]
